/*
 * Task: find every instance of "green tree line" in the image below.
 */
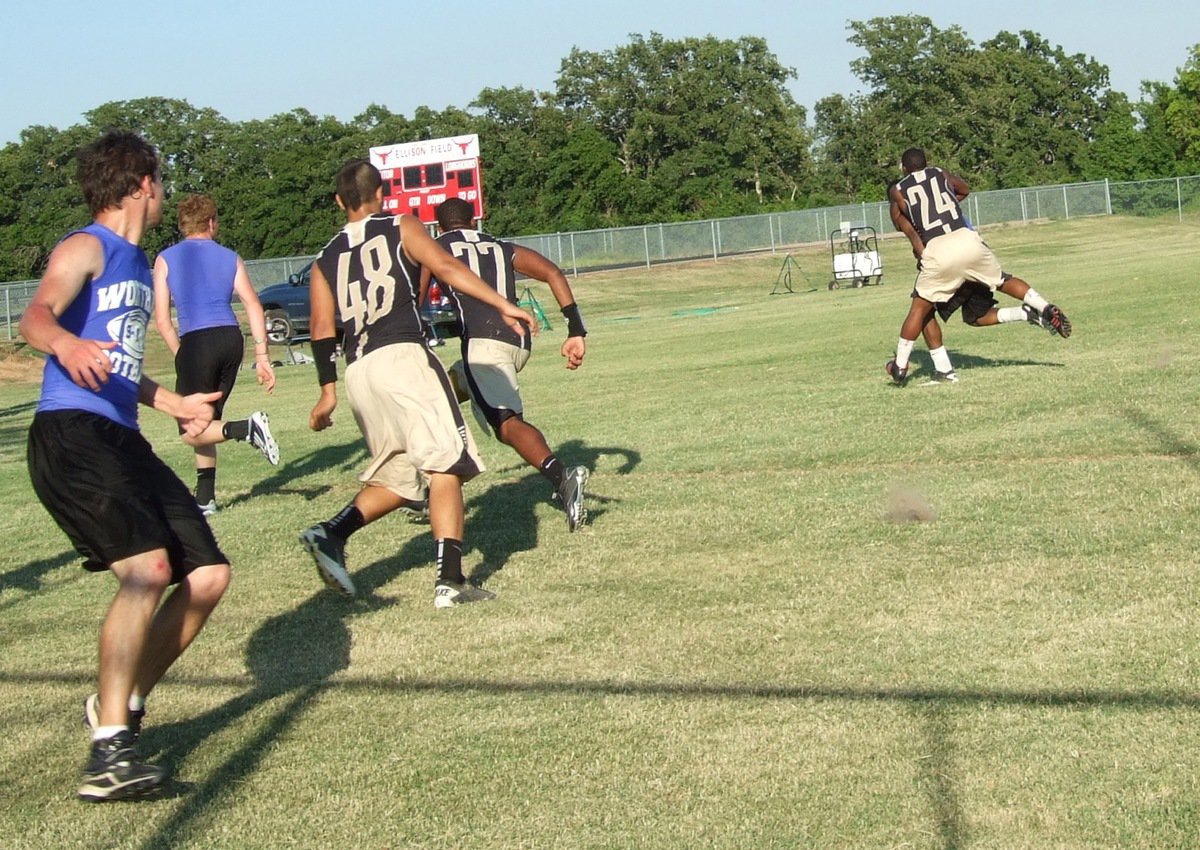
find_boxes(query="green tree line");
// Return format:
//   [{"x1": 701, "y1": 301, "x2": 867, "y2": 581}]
[{"x1": 2, "y1": 18, "x2": 1198, "y2": 281}]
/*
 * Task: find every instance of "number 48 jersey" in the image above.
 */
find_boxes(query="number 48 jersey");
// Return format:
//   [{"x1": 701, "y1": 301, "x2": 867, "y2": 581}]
[
  {"x1": 896, "y1": 167, "x2": 968, "y2": 245},
  {"x1": 315, "y1": 213, "x2": 426, "y2": 364}
]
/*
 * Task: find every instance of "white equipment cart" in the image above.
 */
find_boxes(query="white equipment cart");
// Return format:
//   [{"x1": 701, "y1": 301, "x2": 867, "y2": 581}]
[{"x1": 828, "y1": 223, "x2": 883, "y2": 290}]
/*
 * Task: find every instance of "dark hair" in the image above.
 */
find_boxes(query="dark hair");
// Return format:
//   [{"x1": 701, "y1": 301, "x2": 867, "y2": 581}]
[
  {"x1": 76, "y1": 132, "x2": 160, "y2": 216},
  {"x1": 435, "y1": 197, "x2": 474, "y2": 231},
  {"x1": 901, "y1": 148, "x2": 927, "y2": 172},
  {"x1": 334, "y1": 158, "x2": 382, "y2": 211}
]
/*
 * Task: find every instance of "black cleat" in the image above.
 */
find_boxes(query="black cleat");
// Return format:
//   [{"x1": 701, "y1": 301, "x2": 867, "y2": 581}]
[
  {"x1": 299, "y1": 524, "x2": 354, "y2": 595},
  {"x1": 78, "y1": 730, "x2": 164, "y2": 802},
  {"x1": 557, "y1": 466, "x2": 589, "y2": 532},
  {"x1": 885, "y1": 359, "x2": 909, "y2": 386},
  {"x1": 1042, "y1": 304, "x2": 1071, "y2": 338}
]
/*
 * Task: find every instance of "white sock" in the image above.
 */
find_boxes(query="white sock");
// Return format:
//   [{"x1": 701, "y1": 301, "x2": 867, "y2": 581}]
[
  {"x1": 929, "y1": 346, "x2": 954, "y2": 373},
  {"x1": 128, "y1": 694, "x2": 145, "y2": 712},
  {"x1": 1022, "y1": 287, "x2": 1049, "y2": 313},
  {"x1": 895, "y1": 338, "x2": 915, "y2": 370},
  {"x1": 997, "y1": 306, "x2": 1027, "y2": 323},
  {"x1": 93, "y1": 725, "x2": 127, "y2": 741}
]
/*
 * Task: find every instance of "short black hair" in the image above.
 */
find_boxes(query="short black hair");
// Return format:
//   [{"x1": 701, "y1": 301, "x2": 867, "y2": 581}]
[
  {"x1": 76, "y1": 131, "x2": 159, "y2": 216},
  {"x1": 435, "y1": 197, "x2": 475, "y2": 231},
  {"x1": 334, "y1": 158, "x2": 382, "y2": 211},
  {"x1": 901, "y1": 148, "x2": 927, "y2": 172}
]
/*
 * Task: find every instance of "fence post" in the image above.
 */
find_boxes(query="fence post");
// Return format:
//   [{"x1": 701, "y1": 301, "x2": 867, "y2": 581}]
[
  {"x1": 1179, "y1": 177, "x2": 1184, "y2": 222},
  {"x1": 1063, "y1": 185, "x2": 1069, "y2": 219},
  {"x1": 659, "y1": 223, "x2": 665, "y2": 260},
  {"x1": 4, "y1": 289, "x2": 10, "y2": 341},
  {"x1": 1104, "y1": 178, "x2": 1112, "y2": 216},
  {"x1": 644, "y1": 226, "x2": 651, "y2": 269},
  {"x1": 569, "y1": 233, "x2": 578, "y2": 277},
  {"x1": 711, "y1": 221, "x2": 718, "y2": 260},
  {"x1": 1021, "y1": 190, "x2": 1028, "y2": 222}
]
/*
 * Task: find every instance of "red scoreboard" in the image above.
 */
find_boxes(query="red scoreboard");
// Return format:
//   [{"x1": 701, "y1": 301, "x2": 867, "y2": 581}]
[{"x1": 369, "y1": 134, "x2": 484, "y2": 227}]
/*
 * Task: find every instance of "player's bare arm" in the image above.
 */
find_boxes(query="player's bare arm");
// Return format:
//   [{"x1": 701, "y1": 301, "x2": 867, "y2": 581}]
[
  {"x1": 400, "y1": 216, "x2": 536, "y2": 337},
  {"x1": 513, "y1": 245, "x2": 586, "y2": 369},
  {"x1": 888, "y1": 186, "x2": 925, "y2": 260},
  {"x1": 151, "y1": 255, "x2": 181, "y2": 356},
  {"x1": 307, "y1": 261, "x2": 339, "y2": 431},
  {"x1": 137, "y1": 376, "x2": 223, "y2": 439},
  {"x1": 417, "y1": 265, "x2": 432, "y2": 306},
  {"x1": 19, "y1": 231, "x2": 116, "y2": 392},
  {"x1": 946, "y1": 171, "x2": 970, "y2": 202},
  {"x1": 233, "y1": 257, "x2": 276, "y2": 393}
]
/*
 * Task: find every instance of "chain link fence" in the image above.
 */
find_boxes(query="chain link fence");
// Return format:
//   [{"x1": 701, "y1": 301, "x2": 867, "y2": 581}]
[{"x1": 4, "y1": 175, "x2": 1198, "y2": 341}]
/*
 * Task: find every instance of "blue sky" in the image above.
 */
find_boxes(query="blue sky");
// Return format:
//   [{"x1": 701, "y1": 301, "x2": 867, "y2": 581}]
[{"x1": 2, "y1": 0, "x2": 1197, "y2": 147}]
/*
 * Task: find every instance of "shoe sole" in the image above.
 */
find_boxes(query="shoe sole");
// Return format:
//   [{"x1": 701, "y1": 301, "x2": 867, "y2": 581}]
[
  {"x1": 79, "y1": 771, "x2": 165, "y2": 802},
  {"x1": 250, "y1": 413, "x2": 280, "y2": 465},
  {"x1": 299, "y1": 531, "x2": 355, "y2": 595},
  {"x1": 563, "y1": 468, "x2": 589, "y2": 532},
  {"x1": 1046, "y1": 307, "x2": 1072, "y2": 338},
  {"x1": 433, "y1": 585, "x2": 496, "y2": 609}
]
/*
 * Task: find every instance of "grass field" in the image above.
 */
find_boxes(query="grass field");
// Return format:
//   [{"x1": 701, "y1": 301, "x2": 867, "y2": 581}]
[{"x1": 2, "y1": 214, "x2": 1199, "y2": 849}]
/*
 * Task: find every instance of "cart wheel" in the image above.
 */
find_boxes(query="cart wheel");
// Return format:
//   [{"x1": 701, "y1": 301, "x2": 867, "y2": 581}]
[
  {"x1": 854, "y1": 278, "x2": 864, "y2": 288},
  {"x1": 828, "y1": 281, "x2": 839, "y2": 290}
]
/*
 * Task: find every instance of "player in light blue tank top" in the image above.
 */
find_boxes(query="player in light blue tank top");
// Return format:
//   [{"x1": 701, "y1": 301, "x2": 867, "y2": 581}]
[
  {"x1": 152, "y1": 194, "x2": 279, "y2": 514},
  {"x1": 158, "y1": 238, "x2": 239, "y2": 334}
]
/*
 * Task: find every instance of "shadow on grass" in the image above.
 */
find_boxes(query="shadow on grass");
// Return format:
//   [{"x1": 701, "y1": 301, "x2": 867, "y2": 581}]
[
  {"x1": 1123, "y1": 407, "x2": 1200, "y2": 472},
  {"x1": 220, "y1": 438, "x2": 369, "y2": 510},
  {"x1": 0, "y1": 437, "x2": 644, "y2": 845},
  {"x1": 465, "y1": 438, "x2": 641, "y2": 585},
  {"x1": 0, "y1": 399, "x2": 36, "y2": 456},
  {"x1": 0, "y1": 550, "x2": 79, "y2": 615},
  {"x1": 938, "y1": 352, "x2": 1065, "y2": 371},
  {"x1": 3, "y1": 666, "x2": 1198, "y2": 850}
]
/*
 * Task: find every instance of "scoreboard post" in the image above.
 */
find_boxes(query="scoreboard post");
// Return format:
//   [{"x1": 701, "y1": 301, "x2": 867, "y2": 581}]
[{"x1": 368, "y1": 134, "x2": 484, "y2": 227}]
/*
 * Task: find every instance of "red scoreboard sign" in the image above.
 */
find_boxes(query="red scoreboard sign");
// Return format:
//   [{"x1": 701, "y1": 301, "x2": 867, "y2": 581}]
[{"x1": 369, "y1": 134, "x2": 484, "y2": 226}]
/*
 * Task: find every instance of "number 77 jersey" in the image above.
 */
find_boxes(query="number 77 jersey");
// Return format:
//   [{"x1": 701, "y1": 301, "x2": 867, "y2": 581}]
[
  {"x1": 897, "y1": 167, "x2": 968, "y2": 245},
  {"x1": 315, "y1": 213, "x2": 427, "y2": 364}
]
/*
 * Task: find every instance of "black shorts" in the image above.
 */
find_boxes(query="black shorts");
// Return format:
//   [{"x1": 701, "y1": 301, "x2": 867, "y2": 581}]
[
  {"x1": 916, "y1": 273, "x2": 1014, "y2": 325},
  {"x1": 932, "y1": 281, "x2": 996, "y2": 324},
  {"x1": 175, "y1": 325, "x2": 244, "y2": 419},
  {"x1": 27, "y1": 410, "x2": 228, "y2": 581}
]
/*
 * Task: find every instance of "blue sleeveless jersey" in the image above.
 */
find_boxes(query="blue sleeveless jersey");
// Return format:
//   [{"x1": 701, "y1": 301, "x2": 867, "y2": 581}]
[
  {"x1": 37, "y1": 223, "x2": 153, "y2": 430},
  {"x1": 158, "y1": 238, "x2": 238, "y2": 335}
]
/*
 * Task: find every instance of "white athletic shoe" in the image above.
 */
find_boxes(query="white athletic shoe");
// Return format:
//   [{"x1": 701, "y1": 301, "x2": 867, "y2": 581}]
[
  {"x1": 247, "y1": 411, "x2": 280, "y2": 465},
  {"x1": 433, "y1": 582, "x2": 496, "y2": 609}
]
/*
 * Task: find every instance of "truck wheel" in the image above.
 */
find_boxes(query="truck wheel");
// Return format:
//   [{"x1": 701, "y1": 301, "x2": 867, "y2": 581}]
[{"x1": 265, "y1": 310, "x2": 292, "y2": 344}]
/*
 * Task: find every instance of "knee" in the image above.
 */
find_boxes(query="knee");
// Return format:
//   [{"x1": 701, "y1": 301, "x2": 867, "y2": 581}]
[
  {"x1": 188, "y1": 563, "x2": 231, "y2": 605},
  {"x1": 495, "y1": 414, "x2": 522, "y2": 445},
  {"x1": 119, "y1": 553, "x2": 175, "y2": 594}
]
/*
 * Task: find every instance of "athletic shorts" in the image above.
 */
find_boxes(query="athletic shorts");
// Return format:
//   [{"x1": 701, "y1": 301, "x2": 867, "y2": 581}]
[
  {"x1": 175, "y1": 325, "x2": 244, "y2": 420},
  {"x1": 454, "y1": 337, "x2": 531, "y2": 437},
  {"x1": 27, "y1": 410, "x2": 228, "y2": 581},
  {"x1": 933, "y1": 281, "x2": 1003, "y2": 324},
  {"x1": 344, "y1": 342, "x2": 484, "y2": 501},
  {"x1": 914, "y1": 228, "x2": 1004, "y2": 303}
]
